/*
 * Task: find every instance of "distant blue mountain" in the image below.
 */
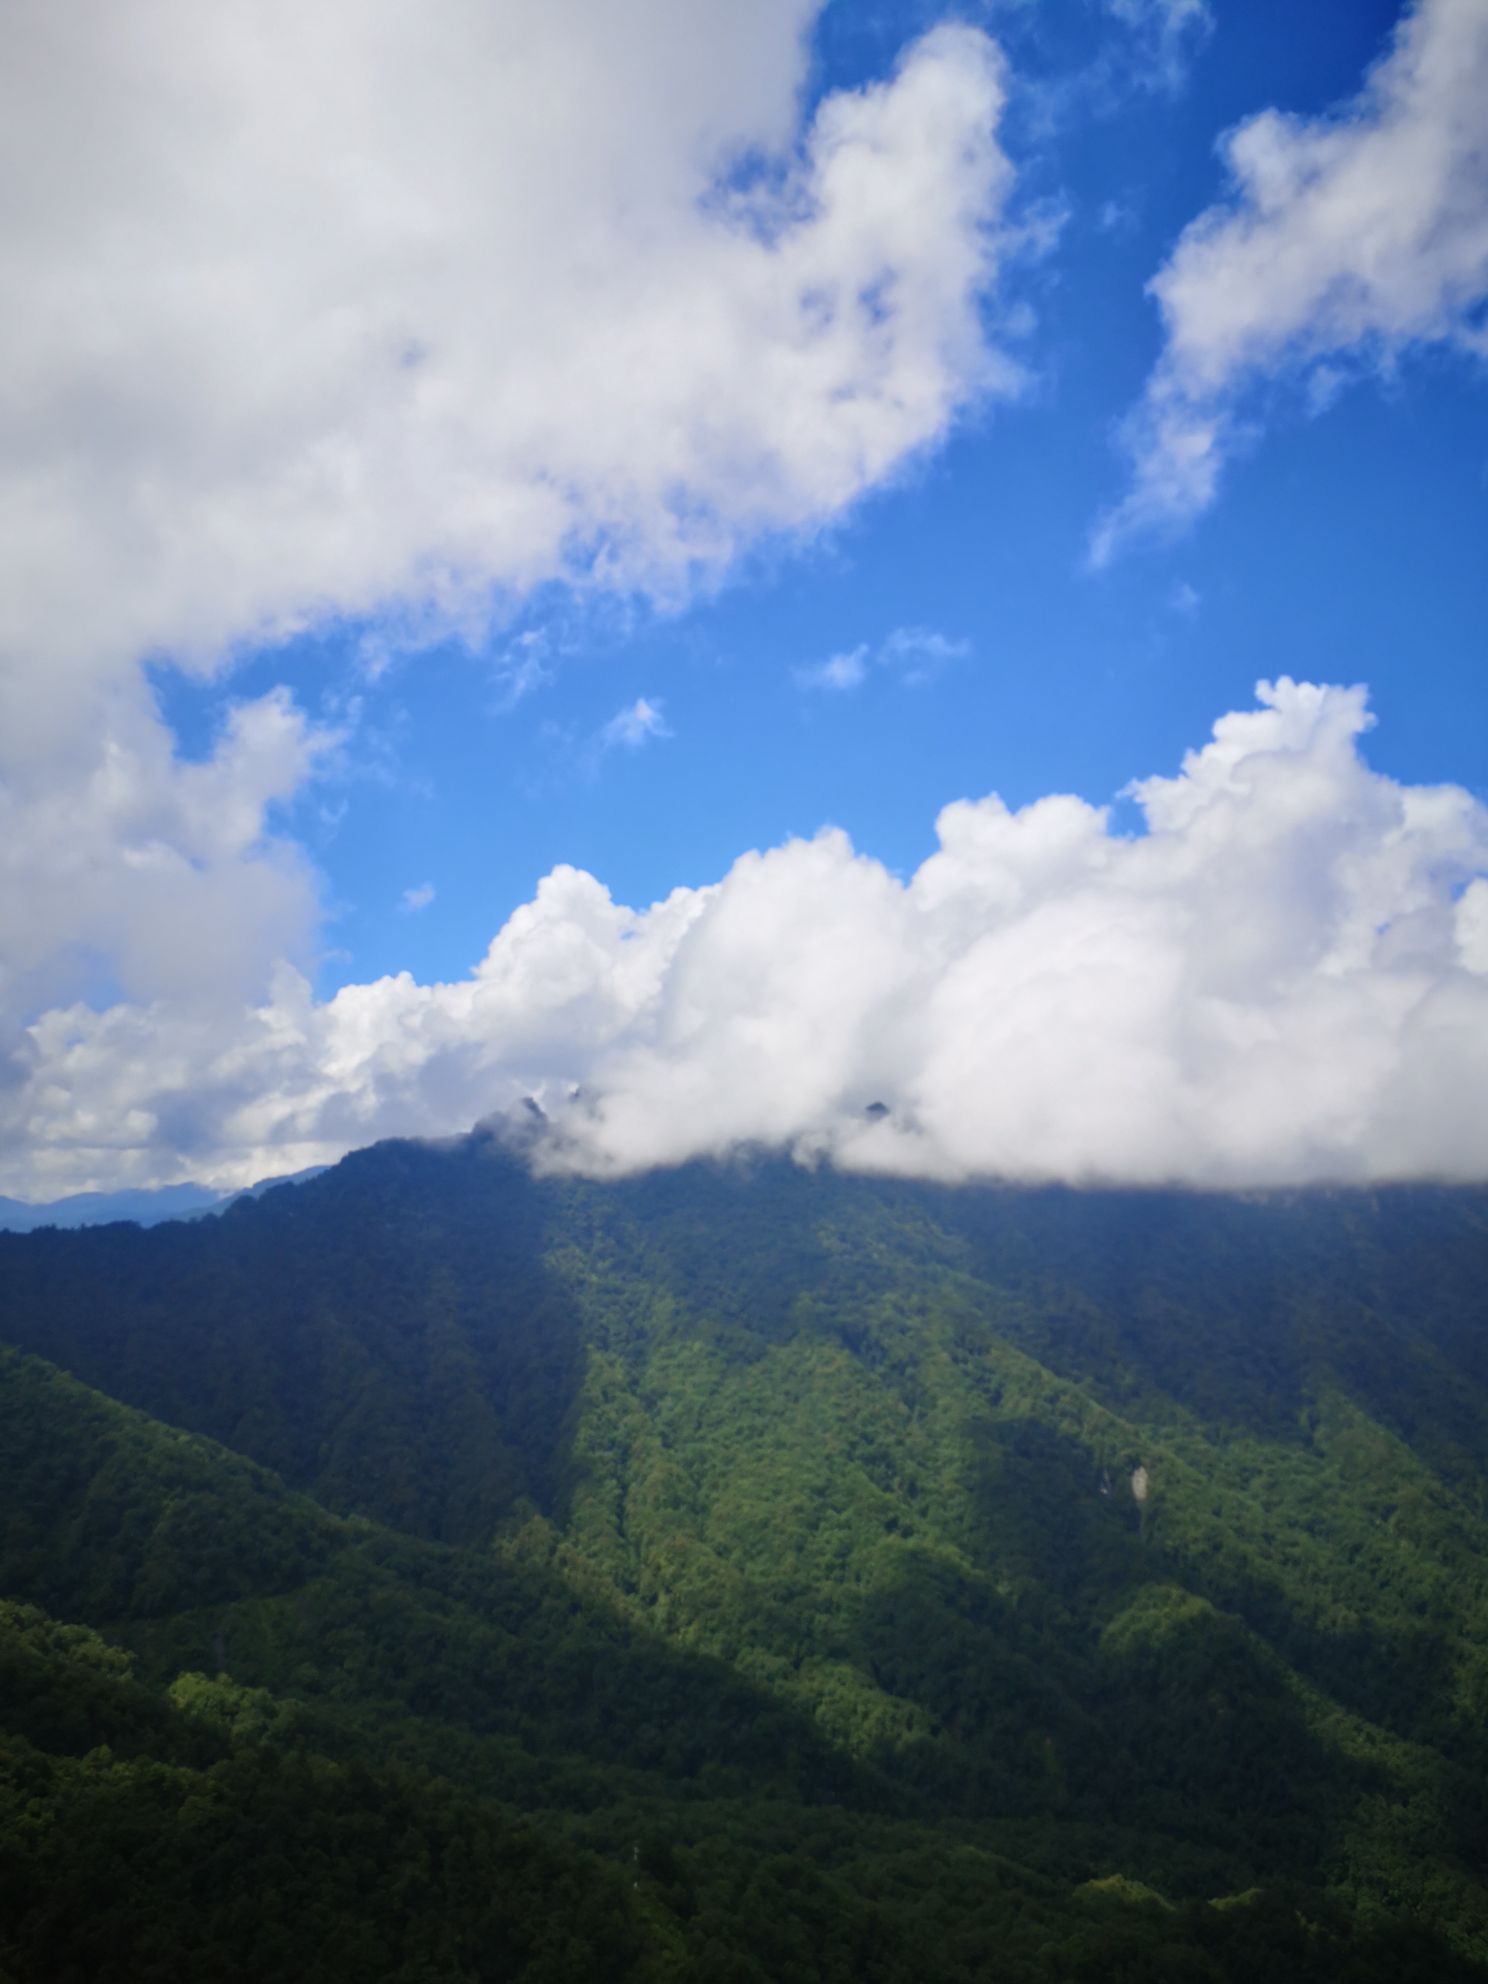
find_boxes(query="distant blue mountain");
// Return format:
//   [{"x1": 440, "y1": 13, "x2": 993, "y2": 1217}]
[{"x1": 0, "y1": 1166, "x2": 325, "y2": 1232}]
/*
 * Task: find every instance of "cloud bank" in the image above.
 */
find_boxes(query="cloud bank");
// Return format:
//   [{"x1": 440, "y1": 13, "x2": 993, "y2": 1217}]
[
  {"x1": 0, "y1": 1, "x2": 1017, "y2": 1045},
  {"x1": 2, "y1": 3, "x2": 1017, "y2": 678},
  {"x1": 1095, "y1": 0, "x2": 1488, "y2": 559},
  {"x1": 8, "y1": 681, "x2": 1486, "y2": 1197}
]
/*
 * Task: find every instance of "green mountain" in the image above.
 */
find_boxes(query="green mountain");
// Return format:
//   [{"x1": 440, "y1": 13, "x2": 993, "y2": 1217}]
[{"x1": 2, "y1": 1131, "x2": 1486, "y2": 1980}]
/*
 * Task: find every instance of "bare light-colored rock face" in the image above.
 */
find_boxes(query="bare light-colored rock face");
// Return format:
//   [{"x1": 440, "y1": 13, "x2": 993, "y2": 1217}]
[{"x1": 1131, "y1": 1466, "x2": 1149, "y2": 1504}]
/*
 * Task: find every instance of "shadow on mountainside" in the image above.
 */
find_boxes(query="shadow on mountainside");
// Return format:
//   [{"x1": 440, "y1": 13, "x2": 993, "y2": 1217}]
[{"x1": 0, "y1": 1134, "x2": 588, "y2": 1545}]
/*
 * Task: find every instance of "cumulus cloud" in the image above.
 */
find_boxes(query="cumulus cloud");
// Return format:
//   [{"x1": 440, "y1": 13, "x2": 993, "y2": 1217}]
[
  {"x1": 7, "y1": 681, "x2": 1486, "y2": 1197},
  {"x1": 1, "y1": 3, "x2": 1016, "y2": 682},
  {"x1": 1093, "y1": 0, "x2": 1488, "y2": 560},
  {"x1": 0, "y1": 3, "x2": 1018, "y2": 1063},
  {"x1": 0, "y1": 684, "x2": 336, "y2": 1027}
]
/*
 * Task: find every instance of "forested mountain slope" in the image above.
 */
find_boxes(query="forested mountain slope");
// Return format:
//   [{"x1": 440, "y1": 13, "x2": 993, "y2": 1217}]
[{"x1": 2, "y1": 1131, "x2": 1486, "y2": 1979}]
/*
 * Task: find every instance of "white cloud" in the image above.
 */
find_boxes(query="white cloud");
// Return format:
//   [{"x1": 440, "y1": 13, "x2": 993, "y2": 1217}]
[
  {"x1": 400, "y1": 883, "x2": 436, "y2": 914},
  {"x1": 1093, "y1": 0, "x2": 1488, "y2": 560},
  {"x1": 1102, "y1": 0, "x2": 1211, "y2": 92},
  {"x1": 0, "y1": 683, "x2": 336, "y2": 1025},
  {"x1": 880, "y1": 624, "x2": 971, "y2": 683},
  {"x1": 795, "y1": 625, "x2": 969, "y2": 692},
  {"x1": 0, "y1": 3, "x2": 1020, "y2": 1074},
  {"x1": 599, "y1": 697, "x2": 671, "y2": 752},
  {"x1": 490, "y1": 633, "x2": 554, "y2": 715},
  {"x1": 1, "y1": 5, "x2": 1016, "y2": 678},
  {"x1": 1098, "y1": 199, "x2": 1138, "y2": 236},
  {"x1": 7, "y1": 681, "x2": 1486, "y2": 1197},
  {"x1": 796, "y1": 646, "x2": 870, "y2": 692}
]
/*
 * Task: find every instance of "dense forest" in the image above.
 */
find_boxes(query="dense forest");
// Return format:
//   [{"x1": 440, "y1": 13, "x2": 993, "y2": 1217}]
[{"x1": 2, "y1": 1129, "x2": 1487, "y2": 1979}]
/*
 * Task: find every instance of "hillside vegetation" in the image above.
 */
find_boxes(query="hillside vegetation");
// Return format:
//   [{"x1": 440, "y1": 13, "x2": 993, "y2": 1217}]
[{"x1": 1, "y1": 1132, "x2": 1486, "y2": 1979}]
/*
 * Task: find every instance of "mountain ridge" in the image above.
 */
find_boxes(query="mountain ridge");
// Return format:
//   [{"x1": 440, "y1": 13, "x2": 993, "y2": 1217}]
[
  {"x1": 0, "y1": 1164, "x2": 327, "y2": 1232},
  {"x1": 2, "y1": 1128, "x2": 1486, "y2": 1977}
]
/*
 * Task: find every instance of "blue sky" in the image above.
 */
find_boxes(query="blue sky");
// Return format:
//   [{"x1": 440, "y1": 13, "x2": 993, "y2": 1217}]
[
  {"x1": 3, "y1": 0, "x2": 1486, "y2": 1195},
  {"x1": 193, "y1": 0, "x2": 1483, "y2": 993}
]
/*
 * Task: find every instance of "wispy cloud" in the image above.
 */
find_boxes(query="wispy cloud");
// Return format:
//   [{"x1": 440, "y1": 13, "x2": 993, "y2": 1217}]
[
  {"x1": 1103, "y1": 0, "x2": 1212, "y2": 92},
  {"x1": 795, "y1": 647, "x2": 870, "y2": 693},
  {"x1": 524, "y1": 695, "x2": 675, "y2": 796},
  {"x1": 400, "y1": 882, "x2": 436, "y2": 914},
  {"x1": 796, "y1": 627, "x2": 971, "y2": 694},
  {"x1": 1097, "y1": 197, "x2": 1139, "y2": 237},
  {"x1": 1018, "y1": 0, "x2": 1210, "y2": 136},
  {"x1": 490, "y1": 632, "x2": 554, "y2": 715},
  {"x1": 880, "y1": 626, "x2": 972, "y2": 685},
  {"x1": 599, "y1": 697, "x2": 671, "y2": 752}
]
